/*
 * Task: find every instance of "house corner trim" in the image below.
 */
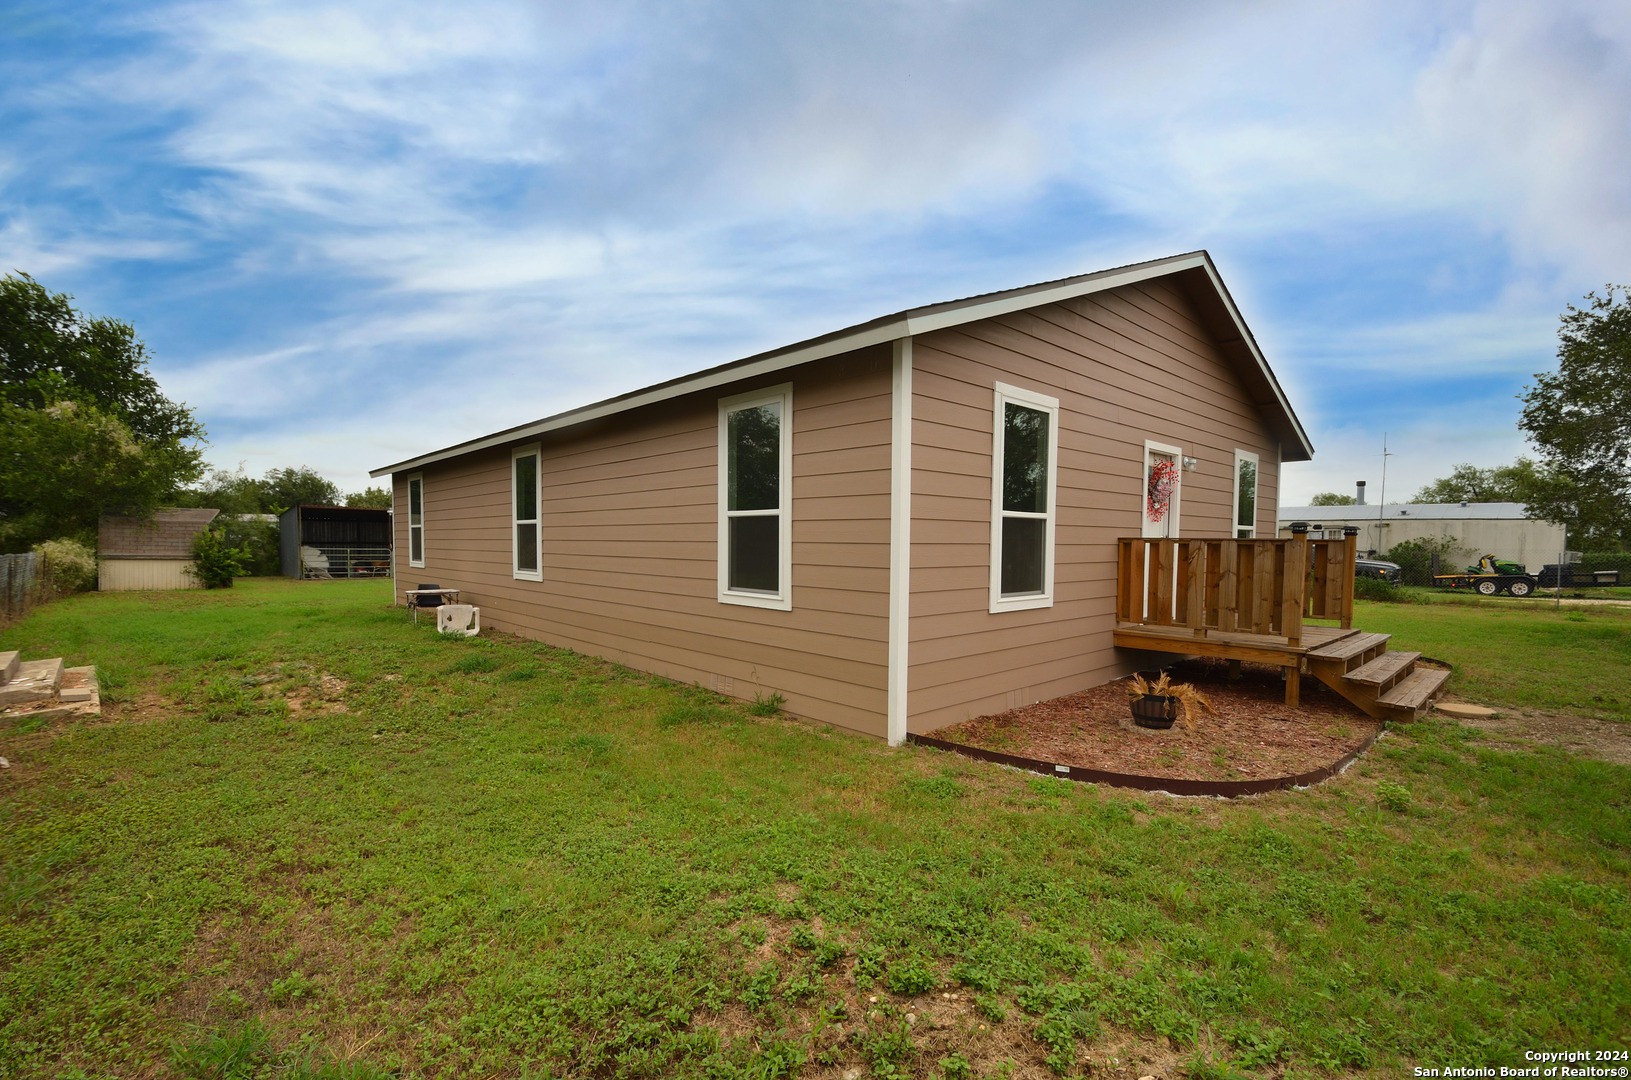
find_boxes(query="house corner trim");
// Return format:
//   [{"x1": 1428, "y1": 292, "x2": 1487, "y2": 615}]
[{"x1": 888, "y1": 337, "x2": 913, "y2": 746}]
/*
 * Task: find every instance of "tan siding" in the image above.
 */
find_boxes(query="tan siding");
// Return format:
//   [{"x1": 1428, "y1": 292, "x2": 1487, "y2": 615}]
[
  {"x1": 394, "y1": 346, "x2": 893, "y2": 737},
  {"x1": 906, "y1": 279, "x2": 1282, "y2": 732}
]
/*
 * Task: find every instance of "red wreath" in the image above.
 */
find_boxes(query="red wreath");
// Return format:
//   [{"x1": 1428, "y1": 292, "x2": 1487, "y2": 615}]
[{"x1": 1147, "y1": 459, "x2": 1180, "y2": 522}]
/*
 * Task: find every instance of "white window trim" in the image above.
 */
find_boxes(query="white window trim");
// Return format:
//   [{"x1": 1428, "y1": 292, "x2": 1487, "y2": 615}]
[
  {"x1": 989, "y1": 381, "x2": 1060, "y2": 614},
  {"x1": 406, "y1": 473, "x2": 425, "y2": 568},
  {"x1": 718, "y1": 383, "x2": 793, "y2": 610},
  {"x1": 1141, "y1": 440, "x2": 1183, "y2": 539},
  {"x1": 511, "y1": 443, "x2": 543, "y2": 581},
  {"x1": 1232, "y1": 448, "x2": 1260, "y2": 539}
]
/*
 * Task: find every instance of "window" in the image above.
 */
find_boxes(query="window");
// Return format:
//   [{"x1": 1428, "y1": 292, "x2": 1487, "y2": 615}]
[
  {"x1": 718, "y1": 384, "x2": 792, "y2": 609},
  {"x1": 1142, "y1": 441, "x2": 1182, "y2": 539},
  {"x1": 1233, "y1": 449, "x2": 1259, "y2": 539},
  {"x1": 512, "y1": 445, "x2": 542, "y2": 580},
  {"x1": 407, "y1": 474, "x2": 425, "y2": 567},
  {"x1": 989, "y1": 383, "x2": 1059, "y2": 612}
]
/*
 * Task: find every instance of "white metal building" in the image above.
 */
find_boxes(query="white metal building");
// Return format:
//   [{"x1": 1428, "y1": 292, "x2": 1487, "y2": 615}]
[{"x1": 1276, "y1": 501, "x2": 1565, "y2": 568}]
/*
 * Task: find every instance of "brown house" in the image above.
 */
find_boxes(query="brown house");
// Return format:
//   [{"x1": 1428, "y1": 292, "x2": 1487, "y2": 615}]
[{"x1": 371, "y1": 251, "x2": 1319, "y2": 744}]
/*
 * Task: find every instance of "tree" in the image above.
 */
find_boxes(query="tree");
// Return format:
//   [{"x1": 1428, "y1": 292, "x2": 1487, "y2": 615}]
[
  {"x1": 1309, "y1": 492, "x2": 1356, "y2": 506},
  {"x1": 1520, "y1": 286, "x2": 1631, "y2": 550},
  {"x1": 188, "y1": 528, "x2": 249, "y2": 588},
  {"x1": 0, "y1": 274, "x2": 206, "y2": 548},
  {"x1": 174, "y1": 465, "x2": 268, "y2": 517},
  {"x1": 346, "y1": 486, "x2": 392, "y2": 510},
  {"x1": 261, "y1": 466, "x2": 341, "y2": 510},
  {"x1": 1409, "y1": 458, "x2": 1558, "y2": 505}
]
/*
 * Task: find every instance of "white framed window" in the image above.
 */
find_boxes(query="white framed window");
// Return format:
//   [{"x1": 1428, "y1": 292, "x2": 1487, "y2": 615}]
[
  {"x1": 512, "y1": 444, "x2": 542, "y2": 581},
  {"x1": 718, "y1": 384, "x2": 793, "y2": 610},
  {"x1": 406, "y1": 473, "x2": 425, "y2": 567},
  {"x1": 1141, "y1": 440, "x2": 1182, "y2": 539},
  {"x1": 1232, "y1": 449, "x2": 1259, "y2": 539},
  {"x1": 989, "y1": 382, "x2": 1060, "y2": 613}
]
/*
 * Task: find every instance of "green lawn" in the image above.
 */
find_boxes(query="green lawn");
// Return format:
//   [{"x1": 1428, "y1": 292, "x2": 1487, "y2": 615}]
[
  {"x1": 2, "y1": 580, "x2": 1628, "y2": 1079},
  {"x1": 1352, "y1": 596, "x2": 1631, "y2": 720}
]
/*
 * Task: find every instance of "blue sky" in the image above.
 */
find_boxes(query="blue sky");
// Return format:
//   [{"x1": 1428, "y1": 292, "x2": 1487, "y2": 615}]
[{"x1": 4, "y1": 0, "x2": 1628, "y2": 502}]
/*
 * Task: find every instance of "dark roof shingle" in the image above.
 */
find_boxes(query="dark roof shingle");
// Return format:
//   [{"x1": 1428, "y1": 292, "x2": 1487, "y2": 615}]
[{"x1": 99, "y1": 509, "x2": 220, "y2": 559}]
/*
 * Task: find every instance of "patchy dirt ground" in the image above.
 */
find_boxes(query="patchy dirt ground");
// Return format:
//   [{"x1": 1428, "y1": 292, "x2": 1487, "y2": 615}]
[
  {"x1": 933, "y1": 659, "x2": 1379, "y2": 783},
  {"x1": 1439, "y1": 702, "x2": 1631, "y2": 765}
]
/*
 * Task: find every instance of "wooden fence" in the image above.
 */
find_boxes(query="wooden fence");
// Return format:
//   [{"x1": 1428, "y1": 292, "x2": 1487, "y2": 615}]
[{"x1": 1116, "y1": 535, "x2": 1357, "y2": 647}]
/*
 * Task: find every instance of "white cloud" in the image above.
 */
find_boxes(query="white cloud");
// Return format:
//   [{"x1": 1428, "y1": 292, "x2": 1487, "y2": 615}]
[
  {"x1": 7, "y1": 0, "x2": 1629, "y2": 494},
  {"x1": 0, "y1": 218, "x2": 184, "y2": 277}
]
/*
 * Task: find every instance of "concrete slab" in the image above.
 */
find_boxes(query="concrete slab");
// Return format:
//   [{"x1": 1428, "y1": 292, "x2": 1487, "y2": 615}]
[
  {"x1": 0, "y1": 650, "x2": 18, "y2": 684},
  {"x1": 0, "y1": 658, "x2": 64, "y2": 706},
  {"x1": 58, "y1": 666, "x2": 99, "y2": 703},
  {"x1": 1435, "y1": 702, "x2": 1498, "y2": 719}
]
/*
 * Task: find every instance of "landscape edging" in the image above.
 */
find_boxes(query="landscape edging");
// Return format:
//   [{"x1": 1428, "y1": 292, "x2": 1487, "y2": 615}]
[{"x1": 905, "y1": 725, "x2": 1384, "y2": 798}]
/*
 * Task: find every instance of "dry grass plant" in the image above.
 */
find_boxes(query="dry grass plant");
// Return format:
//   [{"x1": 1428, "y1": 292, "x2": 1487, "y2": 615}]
[{"x1": 1127, "y1": 671, "x2": 1217, "y2": 730}]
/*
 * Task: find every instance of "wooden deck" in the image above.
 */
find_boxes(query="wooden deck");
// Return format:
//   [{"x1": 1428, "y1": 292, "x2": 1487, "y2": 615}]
[
  {"x1": 1113, "y1": 535, "x2": 1450, "y2": 719},
  {"x1": 1113, "y1": 621, "x2": 1359, "y2": 665}
]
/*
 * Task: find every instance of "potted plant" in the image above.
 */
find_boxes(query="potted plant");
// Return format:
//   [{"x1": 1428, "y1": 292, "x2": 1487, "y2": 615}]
[
  {"x1": 1127, "y1": 671, "x2": 1215, "y2": 730},
  {"x1": 1128, "y1": 670, "x2": 1179, "y2": 728}
]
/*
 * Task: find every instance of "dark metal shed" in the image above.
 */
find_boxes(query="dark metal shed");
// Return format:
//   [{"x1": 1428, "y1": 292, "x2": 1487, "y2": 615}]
[{"x1": 279, "y1": 505, "x2": 392, "y2": 579}]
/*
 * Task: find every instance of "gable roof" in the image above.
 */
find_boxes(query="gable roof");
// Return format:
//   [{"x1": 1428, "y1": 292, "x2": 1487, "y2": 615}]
[
  {"x1": 371, "y1": 250, "x2": 1313, "y2": 477},
  {"x1": 99, "y1": 508, "x2": 220, "y2": 559}
]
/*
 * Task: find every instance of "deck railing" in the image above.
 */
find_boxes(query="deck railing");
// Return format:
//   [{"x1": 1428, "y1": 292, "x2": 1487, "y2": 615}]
[{"x1": 1116, "y1": 531, "x2": 1357, "y2": 647}]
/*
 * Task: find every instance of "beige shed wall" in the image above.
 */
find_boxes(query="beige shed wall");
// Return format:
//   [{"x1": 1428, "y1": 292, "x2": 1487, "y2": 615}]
[
  {"x1": 394, "y1": 347, "x2": 893, "y2": 736},
  {"x1": 906, "y1": 279, "x2": 1282, "y2": 733},
  {"x1": 98, "y1": 559, "x2": 201, "y2": 591}
]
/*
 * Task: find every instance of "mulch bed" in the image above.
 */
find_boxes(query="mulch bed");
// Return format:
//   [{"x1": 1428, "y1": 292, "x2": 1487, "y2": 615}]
[{"x1": 932, "y1": 659, "x2": 1380, "y2": 784}]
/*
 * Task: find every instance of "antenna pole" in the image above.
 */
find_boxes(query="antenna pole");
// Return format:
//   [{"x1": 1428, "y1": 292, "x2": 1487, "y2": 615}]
[{"x1": 1376, "y1": 433, "x2": 1392, "y2": 555}]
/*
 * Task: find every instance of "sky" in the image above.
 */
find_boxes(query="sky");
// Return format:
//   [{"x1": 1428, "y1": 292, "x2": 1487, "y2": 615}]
[{"x1": 3, "y1": 0, "x2": 1628, "y2": 503}]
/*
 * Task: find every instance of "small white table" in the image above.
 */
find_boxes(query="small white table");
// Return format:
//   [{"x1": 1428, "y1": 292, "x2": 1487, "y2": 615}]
[{"x1": 405, "y1": 588, "x2": 460, "y2": 624}]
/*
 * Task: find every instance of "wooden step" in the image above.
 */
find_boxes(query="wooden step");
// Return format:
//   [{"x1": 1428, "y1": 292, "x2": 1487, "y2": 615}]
[
  {"x1": 1306, "y1": 632, "x2": 1391, "y2": 663},
  {"x1": 1377, "y1": 667, "x2": 1452, "y2": 716},
  {"x1": 1344, "y1": 651, "x2": 1421, "y2": 688},
  {"x1": 0, "y1": 650, "x2": 17, "y2": 685}
]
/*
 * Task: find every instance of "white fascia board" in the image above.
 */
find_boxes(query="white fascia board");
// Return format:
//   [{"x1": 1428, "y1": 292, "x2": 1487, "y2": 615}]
[
  {"x1": 369, "y1": 250, "x2": 1308, "y2": 477},
  {"x1": 900, "y1": 254, "x2": 1210, "y2": 337},
  {"x1": 370, "y1": 321, "x2": 910, "y2": 477},
  {"x1": 1194, "y1": 260, "x2": 1315, "y2": 461}
]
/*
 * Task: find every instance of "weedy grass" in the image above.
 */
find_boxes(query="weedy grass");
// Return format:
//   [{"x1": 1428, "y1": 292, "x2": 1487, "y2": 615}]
[
  {"x1": 1351, "y1": 597, "x2": 1631, "y2": 719},
  {"x1": 1, "y1": 579, "x2": 1627, "y2": 1079}
]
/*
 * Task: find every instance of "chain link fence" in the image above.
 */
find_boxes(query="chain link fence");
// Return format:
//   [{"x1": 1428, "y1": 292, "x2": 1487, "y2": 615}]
[
  {"x1": 1537, "y1": 552, "x2": 1631, "y2": 588},
  {"x1": 0, "y1": 552, "x2": 46, "y2": 621}
]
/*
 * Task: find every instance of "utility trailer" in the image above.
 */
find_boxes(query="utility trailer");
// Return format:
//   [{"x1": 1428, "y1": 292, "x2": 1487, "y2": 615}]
[{"x1": 1433, "y1": 554, "x2": 1539, "y2": 597}]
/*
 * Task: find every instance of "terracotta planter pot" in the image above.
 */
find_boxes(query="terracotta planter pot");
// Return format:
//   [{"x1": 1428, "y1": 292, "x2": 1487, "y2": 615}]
[{"x1": 1130, "y1": 694, "x2": 1177, "y2": 729}]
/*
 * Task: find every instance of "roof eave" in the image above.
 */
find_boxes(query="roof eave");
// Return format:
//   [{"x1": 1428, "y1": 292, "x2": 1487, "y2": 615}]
[{"x1": 371, "y1": 250, "x2": 1314, "y2": 476}]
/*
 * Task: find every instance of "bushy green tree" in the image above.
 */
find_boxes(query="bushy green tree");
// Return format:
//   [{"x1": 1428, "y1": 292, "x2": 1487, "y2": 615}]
[
  {"x1": 0, "y1": 274, "x2": 205, "y2": 548},
  {"x1": 176, "y1": 464, "x2": 345, "y2": 514},
  {"x1": 1309, "y1": 492, "x2": 1356, "y2": 506},
  {"x1": 261, "y1": 466, "x2": 340, "y2": 510},
  {"x1": 188, "y1": 528, "x2": 249, "y2": 588},
  {"x1": 1410, "y1": 458, "x2": 1561, "y2": 505},
  {"x1": 1520, "y1": 286, "x2": 1631, "y2": 550},
  {"x1": 173, "y1": 465, "x2": 267, "y2": 516},
  {"x1": 1384, "y1": 535, "x2": 1468, "y2": 586},
  {"x1": 345, "y1": 486, "x2": 392, "y2": 510},
  {"x1": 33, "y1": 537, "x2": 98, "y2": 594}
]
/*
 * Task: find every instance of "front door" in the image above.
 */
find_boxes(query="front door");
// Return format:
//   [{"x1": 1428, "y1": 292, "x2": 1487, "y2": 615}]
[{"x1": 1142, "y1": 442, "x2": 1182, "y2": 539}]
